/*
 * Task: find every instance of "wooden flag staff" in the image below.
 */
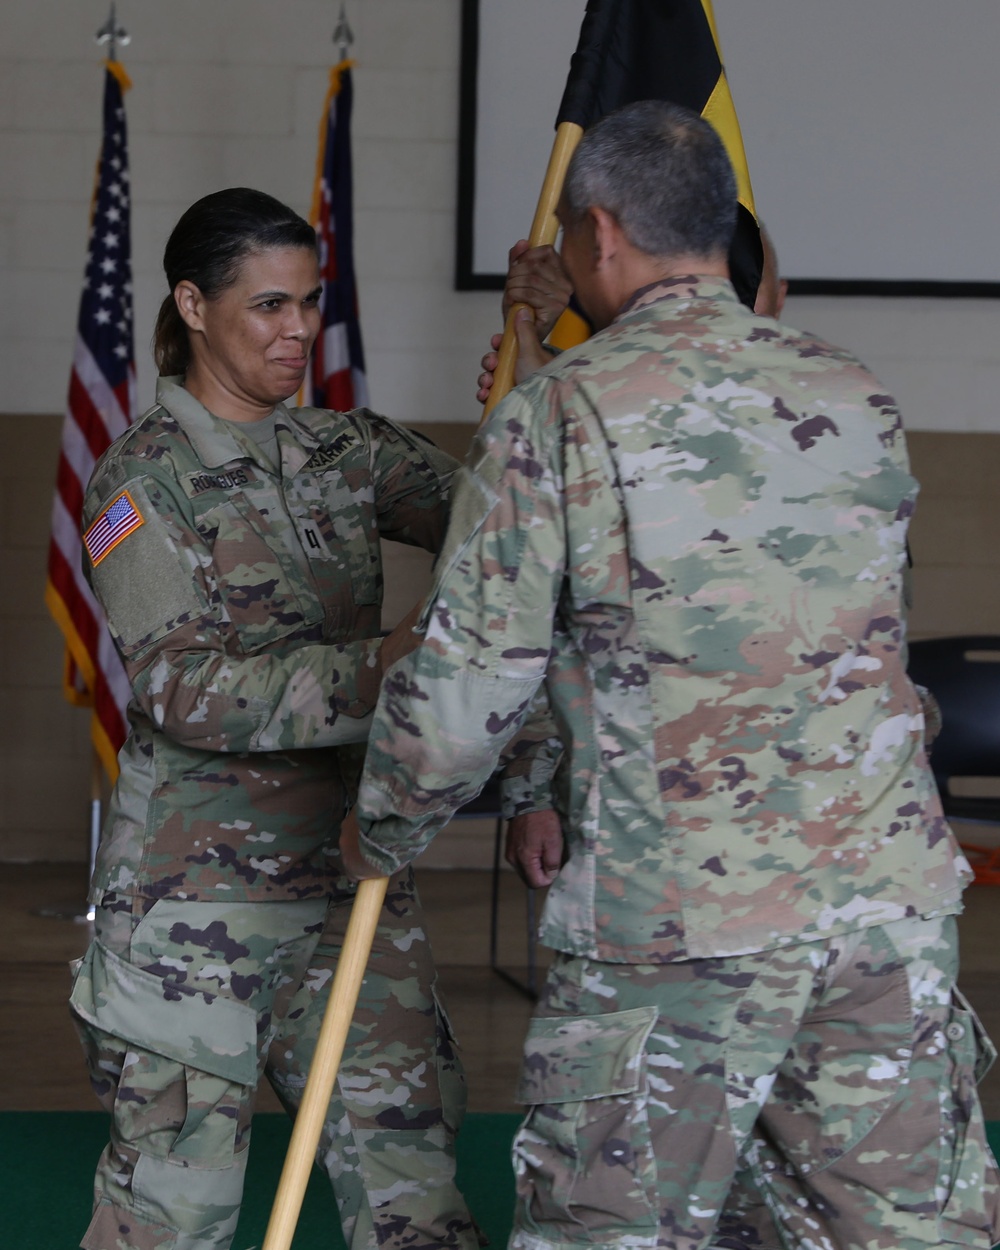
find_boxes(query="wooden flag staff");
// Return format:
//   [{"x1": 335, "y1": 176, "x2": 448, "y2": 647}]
[
  {"x1": 262, "y1": 11, "x2": 383, "y2": 1245},
  {"x1": 263, "y1": 107, "x2": 584, "y2": 1250},
  {"x1": 261, "y1": 874, "x2": 388, "y2": 1250},
  {"x1": 483, "y1": 120, "x2": 583, "y2": 416}
]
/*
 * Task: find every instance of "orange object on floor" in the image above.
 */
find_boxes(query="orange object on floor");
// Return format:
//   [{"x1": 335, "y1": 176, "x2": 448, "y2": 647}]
[{"x1": 961, "y1": 844, "x2": 1000, "y2": 886}]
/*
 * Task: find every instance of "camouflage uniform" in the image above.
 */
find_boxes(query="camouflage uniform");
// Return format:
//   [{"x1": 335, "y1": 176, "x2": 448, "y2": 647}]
[
  {"x1": 353, "y1": 279, "x2": 1000, "y2": 1248},
  {"x1": 70, "y1": 378, "x2": 478, "y2": 1250}
]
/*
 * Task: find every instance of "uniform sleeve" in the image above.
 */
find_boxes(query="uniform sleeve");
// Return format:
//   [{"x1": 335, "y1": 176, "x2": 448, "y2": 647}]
[
  {"x1": 497, "y1": 688, "x2": 564, "y2": 819},
  {"x1": 363, "y1": 414, "x2": 459, "y2": 551},
  {"x1": 354, "y1": 384, "x2": 566, "y2": 874},
  {"x1": 83, "y1": 462, "x2": 383, "y2": 754}
]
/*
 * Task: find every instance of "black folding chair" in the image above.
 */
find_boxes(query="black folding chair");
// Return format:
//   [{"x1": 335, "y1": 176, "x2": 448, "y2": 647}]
[{"x1": 908, "y1": 635, "x2": 1000, "y2": 882}]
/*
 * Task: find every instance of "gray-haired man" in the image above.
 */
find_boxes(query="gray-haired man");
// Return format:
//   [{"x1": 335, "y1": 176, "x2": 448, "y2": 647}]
[{"x1": 343, "y1": 101, "x2": 1000, "y2": 1250}]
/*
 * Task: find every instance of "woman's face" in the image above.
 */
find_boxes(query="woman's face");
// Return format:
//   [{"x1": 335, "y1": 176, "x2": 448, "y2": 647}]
[{"x1": 181, "y1": 245, "x2": 322, "y2": 407}]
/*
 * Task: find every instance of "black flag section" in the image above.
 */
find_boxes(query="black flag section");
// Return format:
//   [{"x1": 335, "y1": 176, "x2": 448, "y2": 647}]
[{"x1": 555, "y1": 0, "x2": 762, "y2": 310}]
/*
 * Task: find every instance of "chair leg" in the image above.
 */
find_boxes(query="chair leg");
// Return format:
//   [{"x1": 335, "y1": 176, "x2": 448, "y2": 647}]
[
  {"x1": 489, "y1": 815, "x2": 502, "y2": 972},
  {"x1": 526, "y1": 885, "x2": 538, "y2": 999},
  {"x1": 489, "y1": 815, "x2": 539, "y2": 1001}
]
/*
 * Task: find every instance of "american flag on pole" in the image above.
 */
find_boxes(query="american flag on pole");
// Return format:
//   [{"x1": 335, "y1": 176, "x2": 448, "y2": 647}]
[
  {"x1": 44, "y1": 60, "x2": 136, "y2": 781},
  {"x1": 306, "y1": 59, "x2": 369, "y2": 411}
]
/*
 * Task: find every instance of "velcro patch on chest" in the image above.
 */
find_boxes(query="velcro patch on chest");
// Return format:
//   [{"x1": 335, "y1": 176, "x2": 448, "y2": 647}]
[
  {"x1": 297, "y1": 519, "x2": 339, "y2": 561},
  {"x1": 83, "y1": 490, "x2": 145, "y2": 566},
  {"x1": 303, "y1": 430, "x2": 360, "y2": 472},
  {"x1": 184, "y1": 467, "x2": 256, "y2": 497}
]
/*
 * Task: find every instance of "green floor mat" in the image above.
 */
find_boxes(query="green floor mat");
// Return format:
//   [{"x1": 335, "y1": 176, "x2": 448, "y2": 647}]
[
  {"x1": 0, "y1": 1110, "x2": 521, "y2": 1248},
  {"x1": 5, "y1": 1111, "x2": 999, "y2": 1248}
]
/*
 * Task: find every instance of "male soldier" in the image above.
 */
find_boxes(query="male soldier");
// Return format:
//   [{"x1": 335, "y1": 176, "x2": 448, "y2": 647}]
[{"x1": 342, "y1": 101, "x2": 1000, "y2": 1250}]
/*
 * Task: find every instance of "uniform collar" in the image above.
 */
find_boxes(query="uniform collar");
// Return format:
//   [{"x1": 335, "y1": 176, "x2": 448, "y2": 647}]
[
  {"x1": 154, "y1": 376, "x2": 320, "y2": 474},
  {"x1": 615, "y1": 274, "x2": 740, "y2": 322}
]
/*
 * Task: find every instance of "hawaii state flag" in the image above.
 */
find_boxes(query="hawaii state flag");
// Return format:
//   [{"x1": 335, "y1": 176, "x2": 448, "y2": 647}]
[
  {"x1": 307, "y1": 59, "x2": 369, "y2": 411},
  {"x1": 45, "y1": 60, "x2": 136, "y2": 780}
]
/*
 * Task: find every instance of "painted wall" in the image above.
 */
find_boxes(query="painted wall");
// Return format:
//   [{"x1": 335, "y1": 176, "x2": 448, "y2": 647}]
[
  {"x1": 1, "y1": 1, "x2": 997, "y2": 863},
  {"x1": 2, "y1": 0, "x2": 999, "y2": 430},
  {"x1": 2, "y1": 0, "x2": 498, "y2": 426}
]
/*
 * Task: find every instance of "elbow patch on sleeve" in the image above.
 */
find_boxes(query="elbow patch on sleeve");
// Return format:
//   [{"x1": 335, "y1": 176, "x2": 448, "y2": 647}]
[{"x1": 87, "y1": 477, "x2": 210, "y2": 652}]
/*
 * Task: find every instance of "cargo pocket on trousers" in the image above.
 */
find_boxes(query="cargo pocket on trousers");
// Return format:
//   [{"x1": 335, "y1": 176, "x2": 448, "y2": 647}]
[
  {"x1": 70, "y1": 940, "x2": 259, "y2": 1168},
  {"x1": 937, "y1": 990, "x2": 1000, "y2": 1247},
  {"x1": 512, "y1": 1006, "x2": 659, "y2": 1247}
]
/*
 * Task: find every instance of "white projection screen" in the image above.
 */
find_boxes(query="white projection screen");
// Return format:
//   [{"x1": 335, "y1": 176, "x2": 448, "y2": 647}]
[{"x1": 455, "y1": 0, "x2": 1000, "y2": 294}]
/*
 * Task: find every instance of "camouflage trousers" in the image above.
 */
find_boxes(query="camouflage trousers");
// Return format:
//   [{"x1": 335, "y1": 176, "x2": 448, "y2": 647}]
[
  {"x1": 509, "y1": 914, "x2": 1000, "y2": 1250},
  {"x1": 69, "y1": 869, "x2": 479, "y2": 1250}
]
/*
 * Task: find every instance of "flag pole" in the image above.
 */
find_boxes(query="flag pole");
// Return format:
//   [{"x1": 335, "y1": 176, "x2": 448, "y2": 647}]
[
  {"x1": 38, "y1": 4, "x2": 134, "y2": 923},
  {"x1": 263, "y1": 9, "x2": 392, "y2": 1246},
  {"x1": 34, "y1": 748, "x2": 104, "y2": 923},
  {"x1": 261, "y1": 875, "x2": 388, "y2": 1250},
  {"x1": 266, "y1": 136, "x2": 587, "y2": 1234},
  {"x1": 86, "y1": 748, "x2": 103, "y2": 921},
  {"x1": 95, "y1": 1, "x2": 130, "y2": 61},
  {"x1": 265, "y1": 117, "x2": 584, "y2": 1250},
  {"x1": 482, "y1": 120, "x2": 583, "y2": 417},
  {"x1": 333, "y1": 2, "x2": 352, "y2": 61}
]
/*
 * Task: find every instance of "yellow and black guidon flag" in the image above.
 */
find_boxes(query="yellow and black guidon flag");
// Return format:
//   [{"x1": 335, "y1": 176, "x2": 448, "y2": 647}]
[{"x1": 549, "y1": 0, "x2": 762, "y2": 349}]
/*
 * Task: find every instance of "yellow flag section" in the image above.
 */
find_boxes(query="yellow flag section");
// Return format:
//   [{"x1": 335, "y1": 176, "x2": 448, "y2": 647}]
[
  {"x1": 700, "y1": 0, "x2": 756, "y2": 221},
  {"x1": 548, "y1": 305, "x2": 592, "y2": 353}
]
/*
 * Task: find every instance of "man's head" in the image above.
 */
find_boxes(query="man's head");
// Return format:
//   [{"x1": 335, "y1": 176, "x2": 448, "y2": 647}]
[
  {"x1": 556, "y1": 101, "x2": 736, "y2": 328},
  {"x1": 563, "y1": 100, "x2": 737, "y2": 259}
]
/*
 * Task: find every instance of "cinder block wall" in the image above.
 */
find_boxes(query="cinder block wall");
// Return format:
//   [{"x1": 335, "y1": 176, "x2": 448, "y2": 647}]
[
  {"x1": 1, "y1": 415, "x2": 93, "y2": 861},
  {"x1": 906, "y1": 433, "x2": 1000, "y2": 636},
  {"x1": 4, "y1": 1, "x2": 999, "y2": 863},
  {"x1": 0, "y1": 0, "x2": 499, "y2": 425},
  {"x1": 4, "y1": 3, "x2": 1000, "y2": 432}
]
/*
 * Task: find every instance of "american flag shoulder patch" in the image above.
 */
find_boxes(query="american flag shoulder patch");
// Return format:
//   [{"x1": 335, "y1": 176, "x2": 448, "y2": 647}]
[{"x1": 83, "y1": 490, "x2": 145, "y2": 567}]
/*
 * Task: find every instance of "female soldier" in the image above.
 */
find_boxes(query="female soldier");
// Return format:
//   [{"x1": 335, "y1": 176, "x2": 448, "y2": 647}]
[{"x1": 69, "y1": 187, "x2": 478, "y2": 1250}]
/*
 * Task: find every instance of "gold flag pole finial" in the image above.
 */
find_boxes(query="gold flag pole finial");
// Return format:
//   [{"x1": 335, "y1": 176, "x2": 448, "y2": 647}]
[
  {"x1": 95, "y1": 2, "x2": 130, "y2": 62},
  {"x1": 333, "y1": 4, "x2": 354, "y2": 62}
]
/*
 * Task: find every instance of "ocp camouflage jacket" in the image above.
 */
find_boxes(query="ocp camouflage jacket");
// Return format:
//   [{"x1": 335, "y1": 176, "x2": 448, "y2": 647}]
[
  {"x1": 356, "y1": 277, "x2": 969, "y2": 961},
  {"x1": 83, "y1": 378, "x2": 455, "y2": 902}
]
